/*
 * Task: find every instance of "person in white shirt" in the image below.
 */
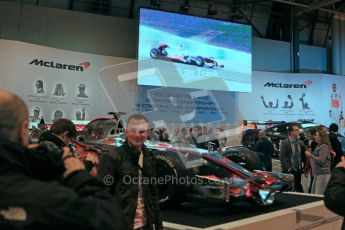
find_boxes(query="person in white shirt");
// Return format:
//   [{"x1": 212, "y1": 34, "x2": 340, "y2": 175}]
[{"x1": 329, "y1": 83, "x2": 343, "y2": 126}]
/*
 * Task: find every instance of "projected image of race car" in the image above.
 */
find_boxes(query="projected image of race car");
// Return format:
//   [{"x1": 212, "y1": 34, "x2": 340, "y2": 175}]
[
  {"x1": 138, "y1": 8, "x2": 252, "y2": 92},
  {"x1": 74, "y1": 117, "x2": 293, "y2": 208},
  {"x1": 150, "y1": 43, "x2": 224, "y2": 69}
]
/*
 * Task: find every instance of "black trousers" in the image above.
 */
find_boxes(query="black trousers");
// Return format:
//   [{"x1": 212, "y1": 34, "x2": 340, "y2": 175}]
[
  {"x1": 292, "y1": 170, "x2": 304, "y2": 193},
  {"x1": 307, "y1": 174, "x2": 314, "y2": 193}
]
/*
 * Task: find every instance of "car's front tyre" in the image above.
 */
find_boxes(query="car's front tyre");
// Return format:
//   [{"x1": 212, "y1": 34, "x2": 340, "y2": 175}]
[{"x1": 153, "y1": 151, "x2": 188, "y2": 208}]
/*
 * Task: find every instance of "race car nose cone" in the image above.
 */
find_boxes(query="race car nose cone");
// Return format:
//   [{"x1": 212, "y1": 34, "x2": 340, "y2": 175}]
[{"x1": 259, "y1": 189, "x2": 275, "y2": 205}]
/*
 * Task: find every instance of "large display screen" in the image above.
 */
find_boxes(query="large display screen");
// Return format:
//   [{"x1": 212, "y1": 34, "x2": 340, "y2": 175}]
[{"x1": 138, "y1": 8, "x2": 252, "y2": 92}]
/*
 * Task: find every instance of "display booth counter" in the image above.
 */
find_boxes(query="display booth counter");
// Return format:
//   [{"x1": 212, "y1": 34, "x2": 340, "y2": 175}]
[{"x1": 162, "y1": 192, "x2": 343, "y2": 230}]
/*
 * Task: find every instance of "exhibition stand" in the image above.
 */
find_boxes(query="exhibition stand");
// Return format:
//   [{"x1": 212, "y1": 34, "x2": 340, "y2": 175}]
[{"x1": 162, "y1": 192, "x2": 343, "y2": 230}]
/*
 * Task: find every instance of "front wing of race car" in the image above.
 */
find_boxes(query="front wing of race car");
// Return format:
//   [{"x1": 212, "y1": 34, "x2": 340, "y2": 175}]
[{"x1": 194, "y1": 171, "x2": 293, "y2": 206}]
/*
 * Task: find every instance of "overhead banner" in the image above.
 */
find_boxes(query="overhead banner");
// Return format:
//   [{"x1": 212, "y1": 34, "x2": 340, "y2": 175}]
[{"x1": 0, "y1": 39, "x2": 129, "y2": 124}]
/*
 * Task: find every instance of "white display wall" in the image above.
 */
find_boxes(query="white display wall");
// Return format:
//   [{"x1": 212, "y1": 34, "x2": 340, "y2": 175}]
[{"x1": 0, "y1": 39, "x2": 129, "y2": 123}]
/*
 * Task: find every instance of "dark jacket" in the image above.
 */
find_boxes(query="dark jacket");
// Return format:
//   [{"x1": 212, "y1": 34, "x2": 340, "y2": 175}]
[
  {"x1": 0, "y1": 139, "x2": 128, "y2": 229},
  {"x1": 329, "y1": 132, "x2": 343, "y2": 167},
  {"x1": 254, "y1": 137, "x2": 274, "y2": 171},
  {"x1": 279, "y1": 138, "x2": 306, "y2": 173},
  {"x1": 39, "y1": 131, "x2": 66, "y2": 148},
  {"x1": 324, "y1": 167, "x2": 345, "y2": 230},
  {"x1": 39, "y1": 131, "x2": 94, "y2": 171},
  {"x1": 98, "y1": 140, "x2": 163, "y2": 230}
]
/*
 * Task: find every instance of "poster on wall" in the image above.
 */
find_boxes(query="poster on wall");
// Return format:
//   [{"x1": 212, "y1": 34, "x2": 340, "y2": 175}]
[
  {"x1": 0, "y1": 39, "x2": 129, "y2": 125},
  {"x1": 238, "y1": 71, "x2": 345, "y2": 133},
  {"x1": 321, "y1": 76, "x2": 345, "y2": 133}
]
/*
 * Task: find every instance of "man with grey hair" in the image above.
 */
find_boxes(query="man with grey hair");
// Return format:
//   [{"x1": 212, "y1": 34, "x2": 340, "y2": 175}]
[{"x1": 0, "y1": 90, "x2": 128, "y2": 229}]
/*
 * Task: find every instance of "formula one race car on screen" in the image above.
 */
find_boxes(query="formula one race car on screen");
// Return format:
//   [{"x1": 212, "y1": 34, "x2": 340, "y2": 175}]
[
  {"x1": 241, "y1": 121, "x2": 320, "y2": 157},
  {"x1": 150, "y1": 43, "x2": 224, "y2": 69},
  {"x1": 74, "y1": 117, "x2": 293, "y2": 207}
]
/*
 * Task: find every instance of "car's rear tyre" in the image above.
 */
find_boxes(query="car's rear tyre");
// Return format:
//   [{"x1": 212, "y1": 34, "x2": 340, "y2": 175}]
[
  {"x1": 222, "y1": 148, "x2": 265, "y2": 171},
  {"x1": 153, "y1": 151, "x2": 188, "y2": 208},
  {"x1": 242, "y1": 133, "x2": 257, "y2": 150},
  {"x1": 150, "y1": 48, "x2": 161, "y2": 58}
]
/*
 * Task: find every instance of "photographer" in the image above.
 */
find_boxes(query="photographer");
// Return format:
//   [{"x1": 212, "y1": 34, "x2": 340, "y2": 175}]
[
  {"x1": 39, "y1": 118, "x2": 97, "y2": 171},
  {"x1": 0, "y1": 91, "x2": 128, "y2": 229}
]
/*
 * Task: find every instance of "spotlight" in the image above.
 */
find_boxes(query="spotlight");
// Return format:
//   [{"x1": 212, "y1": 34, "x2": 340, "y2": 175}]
[
  {"x1": 180, "y1": 0, "x2": 190, "y2": 13},
  {"x1": 150, "y1": 0, "x2": 161, "y2": 8}
]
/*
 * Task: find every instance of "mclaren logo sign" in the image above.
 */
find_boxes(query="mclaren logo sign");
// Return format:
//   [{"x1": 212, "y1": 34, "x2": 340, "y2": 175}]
[
  {"x1": 29, "y1": 59, "x2": 90, "y2": 71},
  {"x1": 264, "y1": 82, "x2": 307, "y2": 88}
]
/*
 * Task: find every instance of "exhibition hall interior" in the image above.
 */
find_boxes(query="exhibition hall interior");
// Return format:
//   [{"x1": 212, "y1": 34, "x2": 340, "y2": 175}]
[{"x1": 1, "y1": 0, "x2": 345, "y2": 229}]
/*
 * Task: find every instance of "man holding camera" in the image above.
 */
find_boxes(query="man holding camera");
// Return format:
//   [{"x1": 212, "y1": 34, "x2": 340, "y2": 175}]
[
  {"x1": 0, "y1": 91, "x2": 128, "y2": 229},
  {"x1": 279, "y1": 124, "x2": 306, "y2": 192},
  {"x1": 39, "y1": 118, "x2": 97, "y2": 171}
]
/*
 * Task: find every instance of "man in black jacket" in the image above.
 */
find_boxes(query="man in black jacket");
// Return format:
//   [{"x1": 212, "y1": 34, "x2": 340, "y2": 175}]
[
  {"x1": 98, "y1": 114, "x2": 163, "y2": 230},
  {"x1": 328, "y1": 123, "x2": 343, "y2": 169},
  {"x1": 39, "y1": 118, "x2": 77, "y2": 149},
  {"x1": 39, "y1": 118, "x2": 97, "y2": 171},
  {"x1": 324, "y1": 156, "x2": 345, "y2": 230},
  {"x1": 0, "y1": 90, "x2": 128, "y2": 229},
  {"x1": 254, "y1": 130, "x2": 274, "y2": 171}
]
